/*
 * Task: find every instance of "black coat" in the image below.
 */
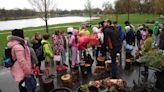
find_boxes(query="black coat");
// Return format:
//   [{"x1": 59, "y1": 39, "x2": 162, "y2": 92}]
[{"x1": 104, "y1": 26, "x2": 121, "y2": 48}]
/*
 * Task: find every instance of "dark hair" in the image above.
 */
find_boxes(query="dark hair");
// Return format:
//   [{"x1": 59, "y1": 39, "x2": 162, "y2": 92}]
[
  {"x1": 148, "y1": 29, "x2": 153, "y2": 35},
  {"x1": 107, "y1": 20, "x2": 112, "y2": 25},
  {"x1": 113, "y1": 21, "x2": 118, "y2": 24},
  {"x1": 43, "y1": 33, "x2": 50, "y2": 40},
  {"x1": 98, "y1": 21, "x2": 104, "y2": 28},
  {"x1": 124, "y1": 21, "x2": 130, "y2": 25},
  {"x1": 55, "y1": 30, "x2": 59, "y2": 35},
  {"x1": 12, "y1": 29, "x2": 24, "y2": 39}
]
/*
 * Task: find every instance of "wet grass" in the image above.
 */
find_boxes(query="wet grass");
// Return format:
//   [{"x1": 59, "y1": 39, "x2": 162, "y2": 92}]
[{"x1": 0, "y1": 14, "x2": 163, "y2": 65}]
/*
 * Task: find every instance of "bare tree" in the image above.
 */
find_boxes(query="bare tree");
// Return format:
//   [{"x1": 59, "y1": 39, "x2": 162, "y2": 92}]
[
  {"x1": 102, "y1": 1, "x2": 114, "y2": 19},
  {"x1": 28, "y1": 0, "x2": 55, "y2": 33},
  {"x1": 85, "y1": 0, "x2": 93, "y2": 24}
]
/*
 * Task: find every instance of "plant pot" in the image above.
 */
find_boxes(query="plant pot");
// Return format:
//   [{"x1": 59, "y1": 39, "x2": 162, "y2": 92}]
[
  {"x1": 97, "y1": 56, "x2": 105, "y2": 66},
  {"x1": 80, "y1": 63, "x2": 87, "y2": 75},
  {"x1": 155, "y1": 69, "x2": 164, "y2": 89},
  {"x1": 125, "y1": 59, "x2": 132, "y2": 70},
  {"x1": 61, "y1": 74, "x2": 73, "y2": 88},
  {"x1": 85, "y1": 64, "x2": 92, "y2": 74},
  {"x1": 50, "y1": 87, "x2": 72, "y2": 92},
  {"x1": 77, "y1": 86, "x2": 100, "y2": 92},
  {"x1": 42, "y1": 78, "x2": 54, "y2": 92}
]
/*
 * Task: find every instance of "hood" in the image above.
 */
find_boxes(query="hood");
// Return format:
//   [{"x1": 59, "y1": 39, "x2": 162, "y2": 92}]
[
  {"x1": 155, "y1": 21, "x2": 159, "y2": 26},
  {"x1": 7, "y1": 35, "x2": 25, "y2": 48},
  {"x1": 117, "y1": 24, "x2": 122, "y2": 32},
  {"x1": 73, "y1": 29, "x2": 78, "y2": 36},
  {"x1": 41, "y1": 39, "x2": 49, "y2": 44}
]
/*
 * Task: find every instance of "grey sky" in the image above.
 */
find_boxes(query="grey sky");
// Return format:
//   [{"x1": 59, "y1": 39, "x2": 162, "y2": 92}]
[{"x1": 0, "y1": 0, "x2": 116, "y2": 10}]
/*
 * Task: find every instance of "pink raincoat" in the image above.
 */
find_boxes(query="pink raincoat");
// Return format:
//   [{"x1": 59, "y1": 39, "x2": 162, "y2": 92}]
[{"x1": 7, "y1": 36, "x2": 32, "y2": 82}]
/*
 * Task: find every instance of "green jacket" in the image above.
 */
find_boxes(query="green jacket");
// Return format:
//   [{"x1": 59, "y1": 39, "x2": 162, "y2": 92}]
[
  {"x1": 153, "y1": 21, "x2": 160, "y2": 36},
  {"x1": 41, "y1": 40, "x2": 53, "y2": 62},
  {"x1": 142, "y1": 37, "x2": 153, "y2": 53}
]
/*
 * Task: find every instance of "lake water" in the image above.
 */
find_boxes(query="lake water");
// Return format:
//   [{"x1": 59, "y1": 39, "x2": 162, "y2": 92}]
[{"x1": 0, "y1": 16, "x2": 98, "y2": 31}]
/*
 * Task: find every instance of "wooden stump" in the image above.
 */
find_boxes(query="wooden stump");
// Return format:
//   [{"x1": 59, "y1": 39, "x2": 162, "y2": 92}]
[
  {"x1": 97, "y1": 56, "x2": 106, "y2": 66},
  {"x1": 61, "y1": 74, "x2": 73, "y2": 88},
  {"x1": 125, "y1": 59, "x2": 132, "y2": 70},
  {"x1": 42, "y1": 78, "x2": 54, "y2": 92}
]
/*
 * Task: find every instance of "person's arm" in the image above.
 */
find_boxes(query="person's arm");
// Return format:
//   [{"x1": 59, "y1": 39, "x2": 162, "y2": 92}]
[
  {"x1": 30, "y1": 47, "x2": 38, "y2": 65},
  {"x1": 44, "y1": 44, "x2": 53, "y2": 58},
  {"x1": 14, "y1": 45, "x2": 31, "y2": 75},
  {"x1": 142, "y1": 38, "x2": 151, "y2": 53}
]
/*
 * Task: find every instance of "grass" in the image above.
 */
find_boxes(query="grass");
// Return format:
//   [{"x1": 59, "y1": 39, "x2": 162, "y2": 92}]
[{"x1": 0, "y1": 14, "x2": 163, "y2": 65}]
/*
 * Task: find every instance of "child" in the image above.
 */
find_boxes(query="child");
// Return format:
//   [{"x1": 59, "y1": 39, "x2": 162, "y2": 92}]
[
  {"x1": 42, "y1": 33, "x2": 53, "y2": 77},
  {"x1": 69, "y1": 29, "x2": 78, "y2": 67},
  {"x1": 61, "y1": 31, "x2": 68, "y2": 66},
  {"x1": 52, "y1": 31, "x2": 64, "y2": 65}
]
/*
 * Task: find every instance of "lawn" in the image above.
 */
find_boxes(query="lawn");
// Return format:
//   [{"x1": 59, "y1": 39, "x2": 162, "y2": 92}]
[{"x1": 0, "y1": 14, "x2": 163, "y2": 65}]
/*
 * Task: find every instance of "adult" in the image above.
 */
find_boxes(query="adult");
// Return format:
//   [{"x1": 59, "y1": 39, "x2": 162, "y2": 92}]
[
  {"x1": 32, "y1": 32, "x2": 43, "y2": 71},
  {"x1": 7, "y1": 29, "x2": 32, "y2": 92},
  {"x1": 104, "y1": 20, "x2": 121, "y2": 78},
  {"x1": 159, "y1": 23, "x2": 164, "y2": 50},
  {"x1": 153, "y1": 21, "x2": 160, "y2": 47}
]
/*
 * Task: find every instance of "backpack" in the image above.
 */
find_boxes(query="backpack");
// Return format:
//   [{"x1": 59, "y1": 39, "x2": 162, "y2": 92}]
[
  {"x1": 3, "y1": 47, "x2": 16, "y2": 68},
  {"x1": 90, "y1": 33, "x2": 100, "y2": 47},
  {"x1": 34, "y1": 44, "x2": 45, "y2": 61},
  {"x1": 126, "y1": 27, "x2": 135, "y2": 45}
]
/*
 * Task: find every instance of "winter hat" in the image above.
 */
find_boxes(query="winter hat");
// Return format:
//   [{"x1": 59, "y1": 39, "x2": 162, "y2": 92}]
[
  {"x1": 67, "y1": 27, "x2": 74, "y2": 33},
  {"x1": 125, "y1": 26, "x2": 131, "y2": 32},
  {"x1": 92, "y1": 27, "x2": 99, "y2": 33},
  {"x1": 12, "y1": 29, "x2": 24, "y2": 39}
]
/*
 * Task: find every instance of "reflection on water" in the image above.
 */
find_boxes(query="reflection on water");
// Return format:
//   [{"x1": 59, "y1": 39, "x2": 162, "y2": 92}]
[{"x1": 0, "y1": 16, "x2": 98, "y2": 30}]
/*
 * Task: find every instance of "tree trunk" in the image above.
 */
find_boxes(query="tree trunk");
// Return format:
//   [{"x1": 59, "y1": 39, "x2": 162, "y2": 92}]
[
  {"x1": 45, "y1": 19, "x2": 48, "y2": 33},
  {"x1": 128, "y1": 12, "x2": 130, "y2": 21},
  {"x1": 44, "y1": 0, "x2": 49, "y2": 33}
]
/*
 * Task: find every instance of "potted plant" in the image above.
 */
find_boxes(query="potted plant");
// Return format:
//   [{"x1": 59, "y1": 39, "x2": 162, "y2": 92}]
[
  {"x1": 140, "y1": 50, "x2": 164, "y2": 89},
  {"x1": 140, "y1": 50, "x2": 164, "y2": 69}
]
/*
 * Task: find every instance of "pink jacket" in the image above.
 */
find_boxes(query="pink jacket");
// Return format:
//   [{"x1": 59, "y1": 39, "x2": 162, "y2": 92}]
[
  {"x1": 69, "y1": 30, "x2": 78, "y2": 47},
  {"x1": 7, "y1": 36, "x2": 32, "y2": 82}
]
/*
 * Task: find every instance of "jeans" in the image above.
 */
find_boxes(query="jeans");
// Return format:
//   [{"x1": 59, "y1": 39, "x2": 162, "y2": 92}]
[
  {"x1": 153, "y1": 34, "x2": 159, "y2": 47},
  {"x1": 19, "y1": 80, "x2": 27, "y2": 92},
  {"x1": 61, "y1": 49, "x2": 66, "y2": 65},
  {"x1": 111, "y1": 47, "x2": 121, "y2": 78}
]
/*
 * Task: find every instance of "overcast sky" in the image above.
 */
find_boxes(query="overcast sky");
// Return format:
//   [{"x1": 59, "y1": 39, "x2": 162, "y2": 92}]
[{"x1": 0, "y1": 0, "x2": 116, "y2": 10}]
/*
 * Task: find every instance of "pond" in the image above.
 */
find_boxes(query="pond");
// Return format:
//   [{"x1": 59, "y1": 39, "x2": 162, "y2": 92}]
[{"x1": 0, "y1": 16, "x2": 98, "y2": 31}]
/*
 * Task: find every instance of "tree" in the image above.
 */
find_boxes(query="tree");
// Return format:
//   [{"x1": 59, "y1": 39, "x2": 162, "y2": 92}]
[
  {"x1": 154, "y1": 0, "x2": 164, "y2": 15},
  {"x1": 84, "y1": 0, "x2": 93, "y2": 24},
  {"x1": 28, "y1": 0, "x2": 56, "y2": 33},
  {"x1": 102, "y1": 1, "x2": 113, "y2": 18}
]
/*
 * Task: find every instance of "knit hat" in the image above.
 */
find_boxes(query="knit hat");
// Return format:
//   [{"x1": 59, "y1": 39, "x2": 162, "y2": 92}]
[
  {"x1": 92, "y1": 27, "x2": 99, "y2": 33},
  {"x1": 12, "y1": 29, "x2": 24, "y2": 39},
  {"x1": 67, "y1": 27, "x2": 74, "y2": 33}
]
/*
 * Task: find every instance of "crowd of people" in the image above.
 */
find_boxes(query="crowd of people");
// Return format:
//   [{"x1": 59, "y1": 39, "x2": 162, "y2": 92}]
[{"x1": 6, "y1": 19, "x2": 164, "y2": 92}]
